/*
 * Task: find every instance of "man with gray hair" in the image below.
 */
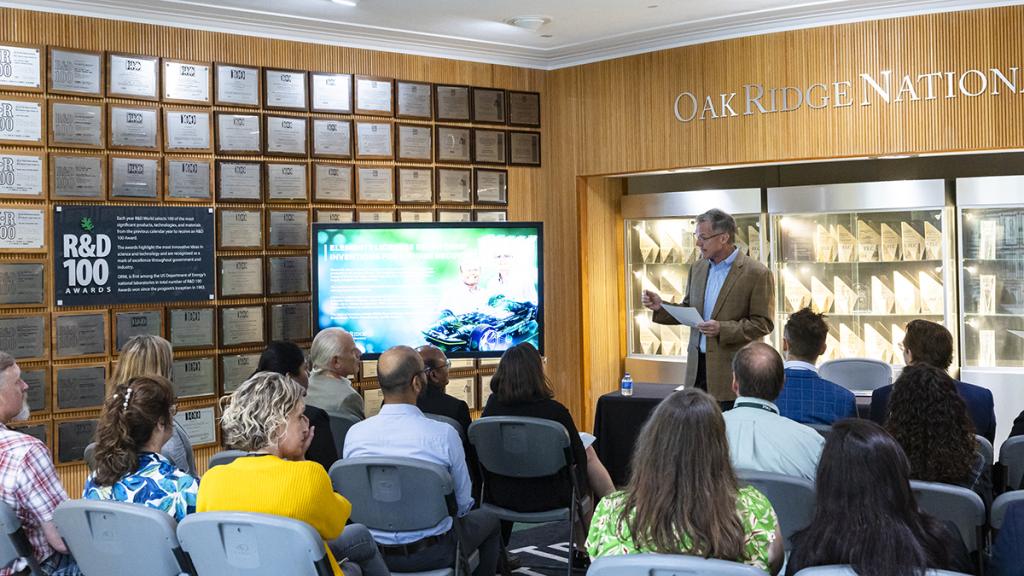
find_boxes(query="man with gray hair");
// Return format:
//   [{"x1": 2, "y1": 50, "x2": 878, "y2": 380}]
[
  {"x1": 642, "y1": 208, "x2": 774, "y2": 405},
  {"x1": 305, "y1": 328, "x2": 364, "y2": 422}
]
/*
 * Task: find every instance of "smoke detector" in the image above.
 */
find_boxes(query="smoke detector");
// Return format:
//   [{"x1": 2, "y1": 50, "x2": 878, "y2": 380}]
[{"x1": 505, "y1": 16, "x2": 551, "y2": 31}]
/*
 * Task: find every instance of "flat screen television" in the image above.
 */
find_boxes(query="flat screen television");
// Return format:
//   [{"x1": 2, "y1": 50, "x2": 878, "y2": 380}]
[{"x1": 313, "y1": 222, "x2": 543, "y2": 358}]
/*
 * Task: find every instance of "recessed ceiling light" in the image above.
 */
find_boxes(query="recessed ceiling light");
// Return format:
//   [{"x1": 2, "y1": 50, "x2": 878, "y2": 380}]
[
  {"x1": 670, "y1": 167, "x2": 711, "y2": 173},
  {"x1": 504, "y1": 16, "x2": 551, "y2": 31},
  {"x1": 330, "y1": 0, "x2": 359, "y2": 6},
  {"x1": 877, "y1": 154, "x2": 916, "y2": 160}
]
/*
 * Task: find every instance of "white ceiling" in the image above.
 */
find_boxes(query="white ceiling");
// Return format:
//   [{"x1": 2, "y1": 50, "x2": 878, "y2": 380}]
[{"x1": 7, "y1": 0, "x2": 1018, "y2": 69}]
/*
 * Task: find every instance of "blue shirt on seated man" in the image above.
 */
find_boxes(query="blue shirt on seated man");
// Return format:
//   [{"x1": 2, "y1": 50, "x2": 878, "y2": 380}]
[{"x1": 774, "y1": 308, "x2": 856, "y2": 426}]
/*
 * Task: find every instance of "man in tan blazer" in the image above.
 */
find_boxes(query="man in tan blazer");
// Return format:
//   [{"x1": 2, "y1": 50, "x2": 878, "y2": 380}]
[{"x1": 642, "y1": 209, "x2": 775, "y2": 403}]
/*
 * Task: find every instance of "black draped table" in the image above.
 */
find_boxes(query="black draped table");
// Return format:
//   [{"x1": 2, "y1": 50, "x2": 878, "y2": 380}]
[{"x1": 593, "y1": 383, "x2": 678, "y2": 486}]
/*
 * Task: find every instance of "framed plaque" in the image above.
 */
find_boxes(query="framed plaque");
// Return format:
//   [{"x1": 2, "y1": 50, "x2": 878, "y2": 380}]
[
  {"x1": 312, "y1": 118, "x2": 351, "y2": 159},
  {"x1": 217, "y1": 208, "x2": 263, "y2": 250},
  {"x1": 399, "y1": 210, "x2": 434, "y2": 222},
  {"x1": 265, "y1": 162, "x2": 308, "y2": 202},
  {"x1": 218, "y1": 256, "x2": 264, "y2": 298},
  {"x1": 265, "y1": 115, "x2": 308, "y2": 156},
  {"x1": 436, "y1": 168, "x2": 472, "y2": 204},
  {"x1": 48, "y1": 47, "x2": 103, "y2": 97},
  {"x1": 107, "y1": 53, "x2": 159, "y2": 100},
  {"x1": 313, "y1": 163, "x2": 353, "y2": 203},
  {"x1": 220, "y1": 305, "x2": 265, "y2": 348},
  {"x1": 472, "y1": 88, "x2": 506, "y2": 124},
  {"x1": 0, "y1": 96, "x2": 43, "y2": 147},
  {"x1": 475, "y1": 209, "x2": 508, "y2": 222},
  {"x1": 357, "y1": 209, "x2": 395, "y2": 223},
  {"x1": 0, "y1": 205, "x2": 45, "y2": 251},
  {"x1": 215, "y1": 160, "x2": 262, "y2": 202},
  {"x1": 508, "y1": 91, "x2": 540, "y2": 127},
  {"x1": 396, "y1": 81, "x2": 432, "y2": 120},
  {"x1": 10, "y1": 422, "x2": 50, "y2": 447},
  {"x1": 397, "y1": 167, "x2": 433, "y2": 204},
  {"x1": 310, "y1": 72, "x2": 352, "y2": 114},
  {"x1": 0, "y1": 314, "x2": 47, "y2": 360},
  {"x1": 474, "y1": 168, "x2": 508, "y2": 205},
  {"x1": 473, "y1": 129, "x2": 507, "y2": 165},
  {"x1": 109, "y1": 156, "x2": 160, "y2": 200},
  {"x1": 0, "y1": 43, "x2": 42, "y2": 92},
  {"x1": 354, "y1": 75, "x2": 393, "y2": 116},
  {"x1": 437, "y1": 209, "x2": 472, "y2": 222},
  {"x1": 434, "y1": 84, "x2": 470, "y2": 121},
  {"x1": 355, "y1": 121, "x2": 393, "y2": 160},
  {"x1": 355, "y1": 167, "x2": 394, "y2": 204},
  {"x1": 509, "y1": 131, "x2": 541, "y2": 166},
  {"x1": 168, "y1": 306, "x2": 215, "y2": 349},
  {"x1": 53, "y1": 311, "x2": 108, "y2": 359},
  {"x1": 108, "y1": 104, "x2": 160, "y2": 151},
  {"x1": 162, "y1": 59, "x2": 211, "y2": 104},
  {"x1": 50, "y1": 154, "x2": 105, "y2": 200},
  {"x1": 113, "y1": 310, "x2": 162, "y2": 352},
  {"x1": 49, "y1": 100, "x2": 104, "y2": 148},
  {"x1": 316, "y1": 209, "x2": 355, "y2": 223},
  {"x1": 174, "y1": 404, "x2": 218, "y2": 446},
  {"x1": 0, "y1": 151, "x2": 45, "y2": 200},
  {"x1": 164, "y1": 109, "x2": 212, "y2": 152},
  {"x1": 268, "y1": 256, "x2": 309, "y2": 295},
  {"x1": 56, "y1": 418, "x2": 98, "y2": 464},
  {"x1": 215, "y1": 112, "x2": 261, "y2": 154},
  {"x1": 264, "y1": 69, "x2": 307, "y2": 111},
  {"x1": 22, "y1": 366, "x2": 49, "y2": 415},
  {"x1": 270, "y1": 302, "x2": 311, "y2": 342},
  {"x1": 396, "y1": 124, "x2": 432, "y2": 162},
  {"x1": 435, "y1": 126, "x2": 471, "y2": 164},
  {"x1": 221, "y1": 352, "x2": 259, "y2": 394},
  {"x1": 54, "y1": 364, "x2": 107, "y2": 412},
  {"x1": 171, "y1": 356, "x2": 216, "y2": 399},
  {"x1": 268, "y1": 209, "x2": 310, "y2": 248},
  {"x1": 215, "y1": 63, "x2": 260, "y2": 107},
  {"x1": 0, "y1": 261, "x2": 44, "y2": 306},
  {"x1": 165, "y1": 158, "x2": 213, "y2": 201}
]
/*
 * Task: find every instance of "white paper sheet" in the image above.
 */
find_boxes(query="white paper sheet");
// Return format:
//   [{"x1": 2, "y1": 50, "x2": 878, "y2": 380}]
[{"x1": 662, "y1": 304, "x2": 703, "y2": 327}]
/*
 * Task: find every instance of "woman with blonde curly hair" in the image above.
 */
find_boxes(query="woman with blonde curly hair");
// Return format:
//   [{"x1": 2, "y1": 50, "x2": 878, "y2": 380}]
[{"x1": 197, "y1": 371, "x2": 387, "y2": 576}]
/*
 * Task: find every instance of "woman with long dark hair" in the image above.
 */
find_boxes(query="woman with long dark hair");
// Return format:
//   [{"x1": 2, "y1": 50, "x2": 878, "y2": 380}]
[
  {"x1": 586, "y1": 388, "x2": 783, "y2": 573},
  {"x1": 786, "y1": 419, "x2": 973, "y2": 576}
]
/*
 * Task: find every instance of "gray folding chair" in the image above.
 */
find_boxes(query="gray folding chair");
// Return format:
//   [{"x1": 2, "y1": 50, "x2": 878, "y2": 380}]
[
  {"x1": 587, "y1": 553, "x2": 769, "y2": 575},
  {"x1": 818, "y1": 358, "x2": 892, "y2": 394},
  {"x1": 207, "y1": 449, "x2": 247, "y2": 469},
  {"x1": 991, "y1": 490, "x2": 1024, "y2": 531},
  {"x1": 83, "y1": 442, "x2": 97, "y2": 473},
  {"x1": 424, "y1": 413, "x2": 467, "y2": 444},
  {"x1": 807, "y1": 424, "x2": 832, "y2": 438},
  {"x1": 909, "y1": 479, "x2": 986, "y2": 570},
  {"x1": 468, "y1": 416, "x2": 581, "y2": 576},
  {"x1": 330, "y1": 456, "x2": 478, "y2": 576},
  {"x1": 794, "y1": 566, "x2": 970, "y2": 575},
  {"x1": 0, "y1": 500, "x2": 43, "y2": 576},
  {"x1": 736, "y1": 469, "x2": 815, "y2": 551},
  {"x1": 975, "y1": 435, "x2": 993, "y2": 469},
  {"x1": 328, "y1": 413, "x2": 361, "y2": 459},
  {"x1": 998, "y1": 435, "x2": 1024, "y2": 491},
  {"x1": 178, "y1": 511, "x2": 332, "y2": 576},
  {"x1": 53, "y1": 499, "x2": 194, "y2": 576}
]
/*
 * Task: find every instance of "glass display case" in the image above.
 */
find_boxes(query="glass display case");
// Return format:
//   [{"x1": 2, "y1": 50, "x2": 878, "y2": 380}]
[{"x1": 767, "y1": 181, "x2": 955, "y2": 366}]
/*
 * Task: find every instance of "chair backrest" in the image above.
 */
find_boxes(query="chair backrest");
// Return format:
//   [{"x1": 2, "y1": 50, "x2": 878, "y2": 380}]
[
  {"x1": 53, "y1": 499, "x2": 192, "y2": 576},
  {"x1": 974, "y1": 435, "x2": 993, "y2": 468},
  {"x1": 818, "y1": 358, "x2": 892, "y2": 393},
  {"x1": 736, "y1": 469, "x2": 815, "y2": 550},
  {"x1": 0, "y1": 500, "x2": 42, "y2": 576},
  {"x1": 807, "y1": 424, "x2": 832, "y2": 438},
  {"x1": 587, "y1": 553, "x2": 769, "y2": 576},
  {"x1": 208, "y1": 449, "x2": 247, "y2": 469},
  {"x1": 991, "y1": 490, "x2": 1024, "y2": 531},
  {"x1": 794, "y1": 566, "x2": 970, "y2": 575},
  {"x1": 998, "y1": 435, "x2": 1024, "y2": 491},
  {"x1": 468, "y1": 416, "x2": 571, "y2": 478},
  {"x1": 84, "y1": 442, "x2": 97, "y2": 473},
  {"x1": 178, "y1": 511, "x2": 332, "y2": 576},
  {"x1": 330, "y1": 456, "x2": 456, "y2": 532},
  {"x1": 328, "y1": 413, "x2": 360, "y2": 459},
  {"x1": 424, "y1": 413, "x2": 467, "y2": 443},
  {"x1": 909, "y1": 480, "x2": 986, "y2": 552}
]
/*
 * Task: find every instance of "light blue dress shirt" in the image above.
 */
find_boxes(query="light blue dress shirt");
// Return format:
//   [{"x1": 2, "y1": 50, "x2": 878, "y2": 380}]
[
  {"x1": 701, "y1": 247, "x2": 739, "y2": 353},
  {"x1": 343, "y1": 403, "x2": 474, "y2": 544},
  {"x1": 723, "y1": 396, "x2": 825, "y2": 482}
]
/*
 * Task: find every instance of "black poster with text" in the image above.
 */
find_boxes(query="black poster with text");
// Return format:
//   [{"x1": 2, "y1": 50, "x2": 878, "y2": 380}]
[{"x1": 54, "y1": 205, "x2": 214, "y2": 306}]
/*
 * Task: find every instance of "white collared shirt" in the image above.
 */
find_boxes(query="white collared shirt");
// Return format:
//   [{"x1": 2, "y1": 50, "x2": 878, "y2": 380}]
[
  {"x1": 723, "y1": 395, "x2": 825, "y2": 481},
  {"x1": 783, "y1": 360, "x2": 819, "y2": 374}
]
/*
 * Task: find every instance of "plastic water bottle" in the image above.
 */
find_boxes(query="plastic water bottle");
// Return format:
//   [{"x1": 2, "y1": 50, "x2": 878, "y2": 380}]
[{"x1": 620, "y1": 372, "x2": 634, "y2": 397}]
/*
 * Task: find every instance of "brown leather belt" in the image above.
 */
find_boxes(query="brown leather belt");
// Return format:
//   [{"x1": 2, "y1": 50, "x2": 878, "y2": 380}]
[{"x1": 378, "y1": 531, "x2": 450, "y2": 556}]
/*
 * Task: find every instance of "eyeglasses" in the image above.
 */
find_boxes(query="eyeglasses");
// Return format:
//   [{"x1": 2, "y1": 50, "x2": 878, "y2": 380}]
[
  {"x1": 693, "y1": 232, "x2": 726, "y2": 242},
  {"x1": 426, "y1": 360, "x2": 452, "y2": 372}
]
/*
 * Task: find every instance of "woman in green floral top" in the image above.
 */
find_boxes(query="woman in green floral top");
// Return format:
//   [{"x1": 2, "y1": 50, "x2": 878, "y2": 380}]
[{"x1": 586, "y1": 389, "x2": 783, "y2": 574}]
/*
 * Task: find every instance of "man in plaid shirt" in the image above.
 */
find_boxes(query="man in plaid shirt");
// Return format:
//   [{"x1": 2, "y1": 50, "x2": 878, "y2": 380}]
[{"x1": 0, "y1": 351, "x2": 78, "y2": 576}]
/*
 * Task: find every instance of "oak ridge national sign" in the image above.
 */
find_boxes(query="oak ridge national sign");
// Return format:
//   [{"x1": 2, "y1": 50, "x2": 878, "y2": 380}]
[{"x1": 53, "y1": 205, "x2": 214, "y2": 306}]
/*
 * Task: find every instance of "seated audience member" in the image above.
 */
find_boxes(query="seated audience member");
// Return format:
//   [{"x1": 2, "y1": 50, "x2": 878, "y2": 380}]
[
  {"x1": 989, "y1": 500, "x2": 1024, "y2": 576},
  {"x1": 344, "y1": 346, "x2": 500, "y2": 576},
  {"x1": 111, "y1": 335, "x2": 196, "y2": 476},
  {"x1": 256, "y1": 341, "x2": 338, "y2": 470},
  {"x1": 723, "y1": 342, "x2": 825, "y2": 481},
  {"x1": 885, "y1": 363, "x2": 988, "y2": 494},
  {"x1": 198, "y1": 372, "x2": 387, "y2": 576},
  {"x1": 84, "y1": 375, "x2": 198, "y2": 521},
  {"x1": 773, "y1": 308, "x2": 856, "y2": 425},
  {"x1": 0, "y1": 352, "x2": 79, "y2": 576},
  {"x1": 306, "y1": 328, "x2": 364, "y2": 421},
  {"x1": 416, "y1": 345, "x2": 471, "y2": 433},
  {"x1": 786, "y1": 419, "x2": 973, "y2": 576},
  {"x1": 871, "y1": 319, "x2": 996, "y2": 443},
  {"x1": 1010, "y1": 409, "x2": 1024, "y2": 438},
  {"x1": 587, "y1": 388, "x2": 783, "y2": 574}
]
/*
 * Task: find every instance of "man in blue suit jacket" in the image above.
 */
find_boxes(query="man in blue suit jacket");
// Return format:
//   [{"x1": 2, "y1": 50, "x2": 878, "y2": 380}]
[
  {"x1": 774, "y1": 308, "x2": 856, "y2": 425},
  {"x1": 990, "y1": 500, "x2": 1024, "y2": 576},
  {"x1": 870, "y1": 319, "x2": 996, "y2": 443}
]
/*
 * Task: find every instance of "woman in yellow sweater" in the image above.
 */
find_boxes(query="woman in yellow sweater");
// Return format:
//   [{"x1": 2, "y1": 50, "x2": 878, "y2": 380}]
[{"x1": 197, "y1": 371, "x2": 388, "y2": 576}]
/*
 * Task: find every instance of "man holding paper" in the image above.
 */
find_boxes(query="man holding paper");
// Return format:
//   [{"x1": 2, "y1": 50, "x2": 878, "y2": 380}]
[{"x1": 642, "y1": 208, "x2": 775, "y2": 403}]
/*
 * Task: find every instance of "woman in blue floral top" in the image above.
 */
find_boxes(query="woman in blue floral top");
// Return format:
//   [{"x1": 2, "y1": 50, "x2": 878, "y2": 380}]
[{"x1": 84, "y1": 375, "x2": 198, "y2": 521}]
